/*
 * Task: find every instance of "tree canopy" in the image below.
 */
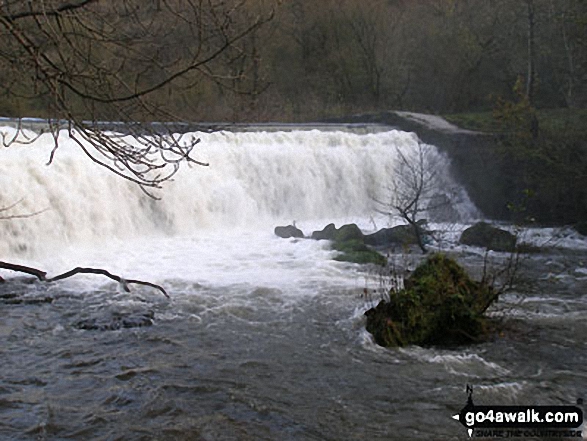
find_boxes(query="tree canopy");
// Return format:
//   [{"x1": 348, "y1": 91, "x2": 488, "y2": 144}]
[{"x1": 1, "y1": 0, "x2": 586, "y2": 125}]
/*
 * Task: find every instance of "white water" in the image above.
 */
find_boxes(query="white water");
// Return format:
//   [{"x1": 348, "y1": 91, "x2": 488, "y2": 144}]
[
  {"x1": 0, "y1": 128, "x2": 476, "y2": 266},
  {"x1": 1, "y1": 127, "x2": 586, "y2": 440}
]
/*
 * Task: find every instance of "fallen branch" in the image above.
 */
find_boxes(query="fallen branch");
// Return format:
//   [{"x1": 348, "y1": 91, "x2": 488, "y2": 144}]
[
  {"x1": 0, "y1": 261, "x2": 168, "y2": 298},
  {"x1": 0, "y1": 261, "x2": 47, "y2": 280}
]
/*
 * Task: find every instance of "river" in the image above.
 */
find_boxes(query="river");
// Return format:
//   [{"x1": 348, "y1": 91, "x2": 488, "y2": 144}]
[{"x1": 0, "y1": 128, "x2": 585, "y2": 440}]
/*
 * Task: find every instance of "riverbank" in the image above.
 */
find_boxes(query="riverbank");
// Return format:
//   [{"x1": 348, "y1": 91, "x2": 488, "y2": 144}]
[{"x1": 327, "y1": 109, "x2": 587, "y2": 227}]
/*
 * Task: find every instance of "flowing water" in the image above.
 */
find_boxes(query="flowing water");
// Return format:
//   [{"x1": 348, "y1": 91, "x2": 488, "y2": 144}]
[{"x1": 0, "y1": 128, "x2": 586, "y2": 440}]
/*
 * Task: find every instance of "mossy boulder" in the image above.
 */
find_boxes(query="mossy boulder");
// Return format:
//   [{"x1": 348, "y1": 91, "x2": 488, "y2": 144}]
[
  {"x1": 333, "y1": 223, "x2": 364, "y2": 242},
  {"x1": 312, "y1": 223, "x2": 386, "y2": 265},
  {"x1": 332, "y1": 240, "x2": 387, "y2": 266},
  {"x1": 459, "y1": 222, "x2": 517, "y2": 252},
  {"x1": 311, "y1": 223, "x2": 337, "y2": 240},
  {"x1": 311, "y1": 223, "x2": 364, "y2": 242},
  {"x1": 365, "y1": 254, "x2": 493, "y2": 347}
]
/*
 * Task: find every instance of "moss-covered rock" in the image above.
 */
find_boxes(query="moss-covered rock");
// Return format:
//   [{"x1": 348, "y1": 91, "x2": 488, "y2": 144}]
[
  {"x1": 459, "y1": 222, "x2": 517, "y2": 252},
  {"x1": 332, "y1": 240, "x2": 387, "y2": 266},
  {"x1": 311, "y1": 223, "x2": 337, "y2": 240},
  {"x1": 365, "y1": 254, "x2": 494, "y2": 347},
  {"x1": 310, "y1": 223, "x2": 386, "y2": 265},
  {"x1": 333, "y1": 223, "x2": 364, "y2": 242}
]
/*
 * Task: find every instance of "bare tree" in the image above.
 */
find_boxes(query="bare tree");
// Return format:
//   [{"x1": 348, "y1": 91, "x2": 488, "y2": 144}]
[
  {"x1": 0, "y1": 0, "x2": 274, "y2": 195},
  {"x1": 374, "y1": 142, "x2": 450, "y2": 253}
]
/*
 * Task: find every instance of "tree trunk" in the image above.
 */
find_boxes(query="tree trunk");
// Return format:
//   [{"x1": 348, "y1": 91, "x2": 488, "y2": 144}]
[{"x1": 526, "y1": 0, "x2": 536, "y2": 105}]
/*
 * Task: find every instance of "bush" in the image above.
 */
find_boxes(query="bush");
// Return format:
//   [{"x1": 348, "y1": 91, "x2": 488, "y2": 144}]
[{"x1": 365, "y1": 254, "x2": 494, "y2": 347}]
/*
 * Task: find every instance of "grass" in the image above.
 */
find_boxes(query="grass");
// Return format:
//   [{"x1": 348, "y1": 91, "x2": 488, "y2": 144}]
[{"x1": 444, "y1": 108, "x2": 587, "y2": 137}]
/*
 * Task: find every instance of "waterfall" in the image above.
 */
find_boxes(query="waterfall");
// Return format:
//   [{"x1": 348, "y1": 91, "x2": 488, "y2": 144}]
[{"x1": 0, "y1": 127, "x2": 477, "y2": 258}]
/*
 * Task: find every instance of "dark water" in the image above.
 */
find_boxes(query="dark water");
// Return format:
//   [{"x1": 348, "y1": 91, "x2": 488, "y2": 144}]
[{"x1": 1, "y1": 249, "x2": 586, "y2": 441}]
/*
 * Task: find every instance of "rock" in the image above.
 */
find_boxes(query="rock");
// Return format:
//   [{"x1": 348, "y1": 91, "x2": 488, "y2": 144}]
[
  {"x1": 274, "y1": 224, "x2": 304, "y2": 239},
  {"x1": 75, "y1": 311, "x2": 155, "y2": 331},
  {"x1": 332, "y1": 240, "x2": 386, "y2": 266},
  {"x1": 310, "y1": 223, "x2": 386, "y2": 265},
  {"x1": 311, "y1": 223, "x2": 337, "y2": 240},
  {"x1": 459, "y1": 222, "x2": 517, "y2": 252},
  {"x1": 0, "y1": 294, "x2": 53, "y2": 305},
  {"x1": 364, "y1": 221, "x2": 428, "y2": 248},
  {"x1": 333, "y1": 223, "x2": 364, "y2": 242},
  {"x1": 311, "y1": 223, "x2": 364, "y2": 242}
]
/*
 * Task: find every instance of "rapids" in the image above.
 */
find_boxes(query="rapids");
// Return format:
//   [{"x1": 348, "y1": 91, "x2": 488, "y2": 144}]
[{"x1": 0, "y1": 127, "x2": 585, "y2": 440}]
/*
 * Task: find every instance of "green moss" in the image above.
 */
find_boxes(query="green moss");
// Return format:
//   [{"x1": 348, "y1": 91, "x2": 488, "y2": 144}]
[
  {"x1": 443, "y1": 111, "x2": 502, "y2": 133},
  {"x1": 334, "y1": 250, "x2": 387, "y2": 266},
  {"x1": 444, "y1": 108, "x2": 587, "y2": 138},
  {"x1": 365, "y1": 254, "x2": 493, "y2": 347},
  {"x1": 332, "y1": 239, "x2": 386, "y2": 266}
]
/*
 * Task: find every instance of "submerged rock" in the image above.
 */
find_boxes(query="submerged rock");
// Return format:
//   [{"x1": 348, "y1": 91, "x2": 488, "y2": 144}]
[
  {"x1": 75, "y1": 311, "x2": 155, "y2": 331},
  {"x1": 0, "y1": 294, "x2": 53, "y2": 305},
  {"x1": 274, "y1": 225, "x2": 304, "y2": 239},
  {"x1": 0, "y1": 278, "x2": 53, "y2": 305},
  {"x1": 459, "y1": 222, "x2": 516, "y2": 252},
  {"x1": 365, "y1": 254, "x2": 493, "y2": 347}
]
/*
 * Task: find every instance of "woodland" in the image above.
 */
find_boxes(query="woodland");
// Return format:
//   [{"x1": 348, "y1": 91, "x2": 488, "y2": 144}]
[{"x1": 0, "y1": 0, "x2": 585, "y2": 122}]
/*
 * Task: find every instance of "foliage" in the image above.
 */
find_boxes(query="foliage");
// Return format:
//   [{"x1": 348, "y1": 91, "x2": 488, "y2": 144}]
[
  {"x1": 3, "y1": 1, "x2": 587, "y2": 123},
  {"x1": 445, "y1": 108, "x2": 587, "y2": 137},
  {"x1": 444, "y1": 78, "x2": 587, "y2": 226},
  {"x1": 493, "y1": 76, "x2": 539, "y2": 142},
  {"x1": 489, "y1": 80, "x2": 587, "y2": 224},
  {"x1": 365, "y1": 254, "x2": 494, "y2": 347}
]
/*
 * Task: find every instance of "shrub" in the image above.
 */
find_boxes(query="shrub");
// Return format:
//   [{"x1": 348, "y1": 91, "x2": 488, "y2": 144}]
[{"x1": 365, "y1": 254, "x2": 494, "y2": 347}]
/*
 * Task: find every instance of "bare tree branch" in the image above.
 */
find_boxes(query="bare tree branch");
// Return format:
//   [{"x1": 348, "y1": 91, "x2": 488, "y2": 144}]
[
  {"x1": 47, "y1": 267, "x2": 169, "y2": 298},
  {"x1": 0, "y1": 261, "x2": 169, "y2": 298},
  {"x1": 0, "y1": 0, "x2": 276, "y2": 192},
  {"x1": 0, "y1": 198, "x2": 48, "y2": 220},
  {"x1": 373, "y1": 142, "x2": 446, "y2": 253},
  {"x1": 0, "y1": 261, "x2": 47, "y2": 280}
]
